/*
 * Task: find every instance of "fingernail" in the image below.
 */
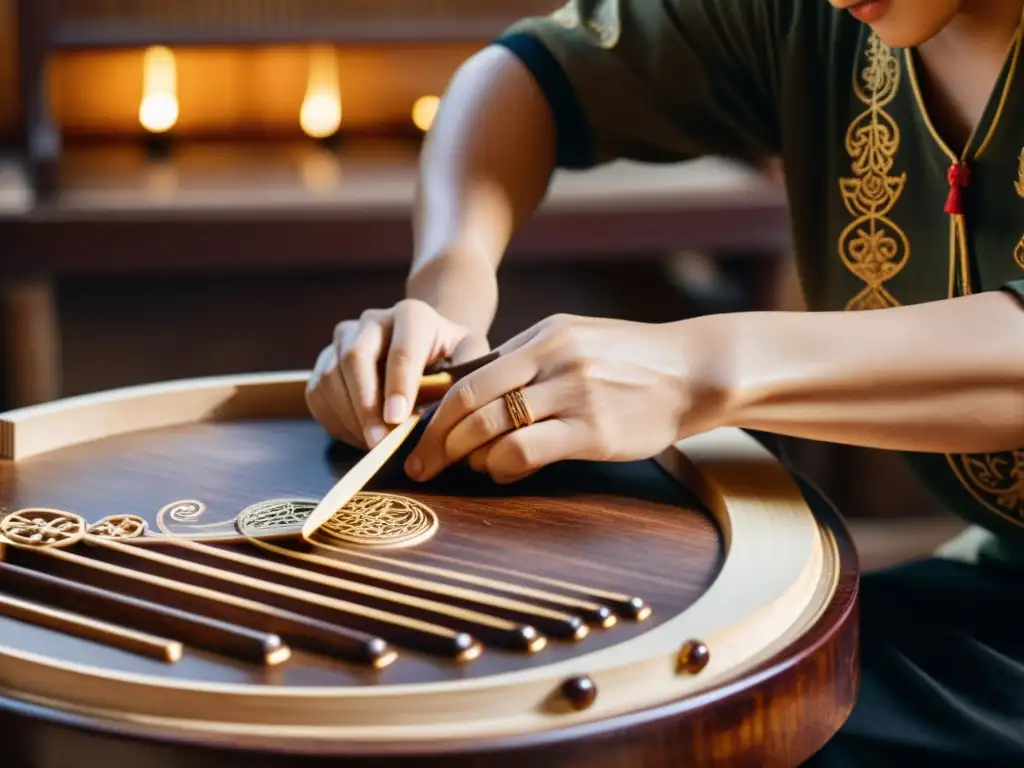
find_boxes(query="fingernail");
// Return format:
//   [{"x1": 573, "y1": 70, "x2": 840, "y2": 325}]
[
  {"x1": 405, "y1": 455, "x2": 424, "y2": 481},
  {"x1": 366, "y1": 425, "x2": 389, "y2": 448},
  {"x1": 383, "y1": 394, "x2": 408, "y2": 425}
]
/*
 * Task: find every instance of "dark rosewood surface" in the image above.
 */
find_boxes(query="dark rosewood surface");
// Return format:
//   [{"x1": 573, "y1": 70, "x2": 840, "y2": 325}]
[
  {"x1": 0, "y1": 416, "x2": 858, "y2": 767},
  {"x1": 0, "y1": 417, "x2": 724, "y2": 686}
]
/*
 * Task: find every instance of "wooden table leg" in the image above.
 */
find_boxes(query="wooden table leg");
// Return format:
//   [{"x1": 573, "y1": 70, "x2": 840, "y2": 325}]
[{"x1": 2, "y1": 278, "x2": 62, "y2": 407}]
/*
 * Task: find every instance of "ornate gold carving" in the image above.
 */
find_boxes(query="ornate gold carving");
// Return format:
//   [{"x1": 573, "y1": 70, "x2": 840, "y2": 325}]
[
  {"x1": 320, "y1": 493, "x2": 438, "y2": 549},
  {"x1": 838, "y1": 35, "x2": 910, "y2": 310},
  {"x1": 159, "y1": 499, "x2": 206, "y2": 523},
  {"x1": 236, "y1": 498, "x2": 316, "y2": 538},
  {"x1": 236, "y1": 494, "x2": 438, "y2": 549},
  {"x1": 0, "y1": 509, "x2": 86, "y2": 549},
  {"x1": 88, "y1": 514, "x2": 148, "y2": 539}
]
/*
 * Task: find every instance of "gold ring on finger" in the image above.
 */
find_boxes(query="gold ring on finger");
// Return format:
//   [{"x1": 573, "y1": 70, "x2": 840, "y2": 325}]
[{"x1": 502, "y1": 387, "x2": 535, "y2": 430}]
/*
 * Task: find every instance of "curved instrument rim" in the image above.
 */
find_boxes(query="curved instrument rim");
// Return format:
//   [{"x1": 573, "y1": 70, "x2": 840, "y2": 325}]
[{"x1": 0, "y1": 372, "x2": 858, "y2": 750}]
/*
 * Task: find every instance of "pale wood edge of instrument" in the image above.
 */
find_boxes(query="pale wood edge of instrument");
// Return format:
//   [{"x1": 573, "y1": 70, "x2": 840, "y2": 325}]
[
  {"x1": 0, "y1": 372, "x2": 841, "y2": 743},
  {"x1": 0, "y1": 371, "x2": 312, "y2": 460}
]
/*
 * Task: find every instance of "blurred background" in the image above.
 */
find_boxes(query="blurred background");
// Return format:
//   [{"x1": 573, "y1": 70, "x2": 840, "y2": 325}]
[{"x1": 0, "y1": 0, "x2": 962, "y2": 567}]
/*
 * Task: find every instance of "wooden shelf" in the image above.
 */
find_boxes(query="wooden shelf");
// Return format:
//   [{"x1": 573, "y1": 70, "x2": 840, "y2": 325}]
[
  {"x1": 46, "y1": 1, "x2": 555, "y2": 48},
  {"x1": 0, "y1": 139, "x2": 790, "y2": 277},
  {"x1": 52, "y1": 18, "x2": 522, "y2": 49}
]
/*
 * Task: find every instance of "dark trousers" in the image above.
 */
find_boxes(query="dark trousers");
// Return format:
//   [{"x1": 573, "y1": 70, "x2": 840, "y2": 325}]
[
  {"x1": 804, "y1": 555, "x2": 1024, "y2": 766},
  {"x1": 741, "y1": 431, "x2": 1024, "y2": 767}
]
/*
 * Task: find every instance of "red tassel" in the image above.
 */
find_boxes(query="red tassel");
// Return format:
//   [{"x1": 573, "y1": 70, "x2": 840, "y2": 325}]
[{"x1": 944, "y1": 161, "x2": 970, "y2": 215}]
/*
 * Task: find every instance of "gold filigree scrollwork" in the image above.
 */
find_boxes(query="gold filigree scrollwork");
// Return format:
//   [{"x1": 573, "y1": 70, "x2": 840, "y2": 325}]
[
  {"x1": 0, "y1": 509, "x2": 87, "y2": 549},
  {"x1": 87, "y1": 514, "x2": 148, "y2": 539},
  {"x1": 160, "y1": 499, "x2": 206, "y2": 523},
  {"x1": 235, "y1": 494, "x2": 438, "y2": 549},
  {"x1": 154, "y1": 499, "x2": 239, "y2": 539},
  {"x1": 236, "y1": 498, "x2": 316, "y2": 538},
  {"x1": 838, "y1": 35, "x2": 910, "y2": 310},
  {"x1": 320, "y1": 493, "x2": 438, "y2": 549}
]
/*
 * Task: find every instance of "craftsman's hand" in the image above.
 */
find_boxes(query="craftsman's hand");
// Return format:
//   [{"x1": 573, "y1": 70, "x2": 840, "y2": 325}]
[
  {"x1": 404, "y1": 314, "x2": 731, "y2": 484},
  {"x1": 306, "y1": 299, "x2": 489, "y2": 449}
]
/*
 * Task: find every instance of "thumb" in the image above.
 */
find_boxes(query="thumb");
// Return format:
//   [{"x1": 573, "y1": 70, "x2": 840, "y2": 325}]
[{"x1": 450, "y1": 333, "x2": 491, "y2": 364}]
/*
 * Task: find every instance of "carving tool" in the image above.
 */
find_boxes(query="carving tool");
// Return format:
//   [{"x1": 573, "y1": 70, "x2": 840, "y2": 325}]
[{"x1": 301, "y1": 352, "x2": 498, "y2": 541}]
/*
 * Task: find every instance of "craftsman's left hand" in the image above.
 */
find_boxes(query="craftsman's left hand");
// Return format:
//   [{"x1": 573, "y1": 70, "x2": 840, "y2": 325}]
[{"x1": 404, "y1": 314, "x2": 730, "y2": 484}]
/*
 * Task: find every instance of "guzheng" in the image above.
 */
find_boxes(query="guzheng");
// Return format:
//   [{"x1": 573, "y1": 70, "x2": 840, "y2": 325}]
[{"x1": 0, "y1": 372, "x2": 858, "y2": 767}]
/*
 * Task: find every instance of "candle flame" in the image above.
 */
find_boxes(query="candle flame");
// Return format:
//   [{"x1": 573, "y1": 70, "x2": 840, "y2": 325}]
[
  {"x1": 300, "y1": 46, "x2": 342, "y2": 139},
  {"x1": 139, "y1": 46, "x2": 179, "y2": 133}
]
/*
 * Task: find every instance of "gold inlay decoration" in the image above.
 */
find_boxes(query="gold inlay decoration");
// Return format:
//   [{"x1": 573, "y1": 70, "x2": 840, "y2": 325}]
[
  {"x1": 0, "y1": 509, "x2": 86, "y2": 549},
  {"x1": 236, "y1": 498, "x2": 315, "y2": 538},
  {"x1": 236, "y1": 494, "x2": 438, "y2": 549},
  {"x1": 88, "y1": 514, "x2": 148, "y2": 539},
  {"x1": 158, "y1": 499, "x2": 206, "y2": 523},
  {"x1": 838, "y1": 34, "x2": 910, "y2": 310},
  {"x1": 320, "y1": 493, "x2": 438, "y2": 549}
]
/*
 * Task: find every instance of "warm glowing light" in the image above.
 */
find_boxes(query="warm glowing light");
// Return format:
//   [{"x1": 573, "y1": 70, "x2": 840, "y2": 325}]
[
  {"x1": 138, "y1": 46, "x2": 179, "y2": 133},
  {"x1": 411, "y1": 95, "x2": 440, "y2": 132},
  {"x1": 300, "y1": 45, "x2": 343, "y2": 139}
]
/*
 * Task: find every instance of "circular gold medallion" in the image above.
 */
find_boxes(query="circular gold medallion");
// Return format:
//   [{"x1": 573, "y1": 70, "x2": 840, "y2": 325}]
[
  {"x1": 319, "y1": 493, "x2": 438, "y2": 549},
  {"x1": 87, "y1": 514, "x2": 149, "y2": 539},
  {"x1": 0, "y1": 508, "x2": 87, "y2": 549}
]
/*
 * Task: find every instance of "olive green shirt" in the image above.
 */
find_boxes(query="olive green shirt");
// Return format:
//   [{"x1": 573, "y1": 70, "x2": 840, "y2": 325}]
[{"x1": 498, "y1": 1, "x2": 1024, "y2": 564}]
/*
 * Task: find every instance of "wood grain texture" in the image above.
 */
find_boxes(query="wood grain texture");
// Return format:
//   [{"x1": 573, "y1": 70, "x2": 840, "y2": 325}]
[
  {"x1": 0, "y1": 417, "x2": 723, "y2": 685},
  {"x1": 0, "y1": 373, "x2": 857, "y2": 766}
]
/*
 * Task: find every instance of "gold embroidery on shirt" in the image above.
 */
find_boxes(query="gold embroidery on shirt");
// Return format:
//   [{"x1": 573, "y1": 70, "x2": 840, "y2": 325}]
[
  {"x1": 838, "y1": 35, "x2": 910, "y2": 310},
  {"x1": 945, "y1": 102, "x2": 1024, "y2": 528},
  {"x1": 1016, "y1": 147, "x2": 1024, "y2": 196},
  {"x1": 550, "y1": 2, "x2": 578, "y2": 29},
  {"x1": 550, "y1": 0, "x2": 620, "y2": 48},
  {"x1": 948, "y1": 453, "x2": 1024, "y2": 526},
  {"x1": 1016, "y1": 147, "x2": 1024, "y2": 270}
]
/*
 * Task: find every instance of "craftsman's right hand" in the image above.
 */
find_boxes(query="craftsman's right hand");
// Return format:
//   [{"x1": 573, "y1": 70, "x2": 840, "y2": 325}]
[{"x1": 306, "y1": 299, "x2": 489, "y2": 449}]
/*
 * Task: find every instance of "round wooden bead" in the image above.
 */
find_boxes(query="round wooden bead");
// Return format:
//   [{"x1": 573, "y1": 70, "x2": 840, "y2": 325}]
[
  {"x1": 677, "y1": 639, "x2": 710, "y2": 674},
  {"x1": 560, "y1": 675, "x2": 598, "y2": 711}
]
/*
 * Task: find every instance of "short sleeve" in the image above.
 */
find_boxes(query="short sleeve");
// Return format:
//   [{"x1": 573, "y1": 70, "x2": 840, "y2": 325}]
[
  {"x1": 1003, "y1": 279, "x2": 1024, "y2": 308},
  {"x1": 496, "y1": 0, "x2": 793, "y2": 169}
]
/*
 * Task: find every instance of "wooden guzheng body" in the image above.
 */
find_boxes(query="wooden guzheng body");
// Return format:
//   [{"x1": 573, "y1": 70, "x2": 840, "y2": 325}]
[{"x1": 0, "y1": 373, "x2": 859, "y2": 767}]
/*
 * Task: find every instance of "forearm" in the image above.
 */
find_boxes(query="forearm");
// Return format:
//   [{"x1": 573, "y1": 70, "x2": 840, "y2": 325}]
[
  {"x1": 408, "y1": 45, "x2": 557, "y2": 336},
  {"x1": 715, "y1": 291, "x2": 1024, "y2": 453}
]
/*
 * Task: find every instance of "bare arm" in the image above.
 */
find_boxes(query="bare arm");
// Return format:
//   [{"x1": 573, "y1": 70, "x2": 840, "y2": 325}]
[
  {"x1": 719, "y1": 291, "x2": 1024, "y2": 453},
  {"x1": 407, "y1": 45, "x2": 558, "y2": 338}
]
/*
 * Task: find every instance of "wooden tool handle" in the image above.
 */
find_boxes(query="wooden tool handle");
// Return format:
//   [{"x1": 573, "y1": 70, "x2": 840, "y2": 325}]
[{"x1": 416, "y1": 351, "x2": 500, "y2": 406}]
